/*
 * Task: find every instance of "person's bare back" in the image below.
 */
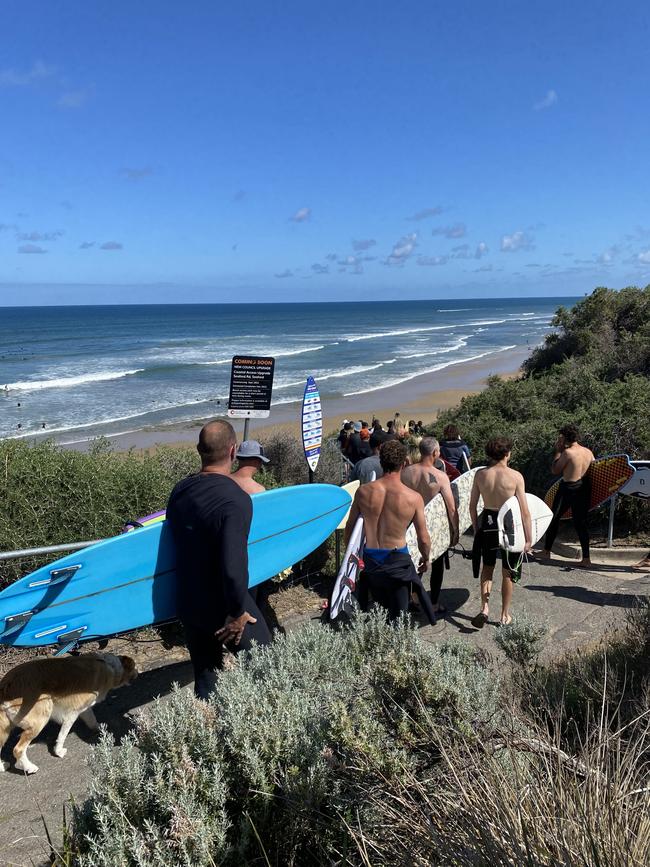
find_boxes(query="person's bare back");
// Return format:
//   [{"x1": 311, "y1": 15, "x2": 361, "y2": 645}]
[
  {"x1": 354, "y1": 475, "x2": 424, "y2": 550},
  {"x1": 474, "y1": 463, "x2": 523, "y2": 510},
  {"x1": 230, "y1": 469, "x2": 265, "y2": 495},
  {"x1": 553, "y1": 441, "x2": 594, "y2": 482},
  {"x1": 401, "y1": 462, "x2": 445, "y2": 506}
]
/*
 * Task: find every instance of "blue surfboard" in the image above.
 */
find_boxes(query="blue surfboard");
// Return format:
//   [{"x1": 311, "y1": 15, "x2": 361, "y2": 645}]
[{"x1": 0, "y1": 484, "x2": 350, "y2": 648}]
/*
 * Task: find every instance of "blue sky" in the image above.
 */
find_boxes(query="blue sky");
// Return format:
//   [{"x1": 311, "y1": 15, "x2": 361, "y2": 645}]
[{"x1": 1, "y1": 0, "x2": 649, "y2": 304}]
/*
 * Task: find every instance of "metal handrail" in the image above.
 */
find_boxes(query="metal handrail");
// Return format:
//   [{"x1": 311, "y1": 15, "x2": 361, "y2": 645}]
[{"x1": 0, "y1": 539, "x2": 103, "y2": 562}]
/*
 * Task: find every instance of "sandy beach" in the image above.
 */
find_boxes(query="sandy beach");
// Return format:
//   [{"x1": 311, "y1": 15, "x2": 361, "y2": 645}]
[{"x1": 68, "y1": 346, "x2": 530, "y2": 452}]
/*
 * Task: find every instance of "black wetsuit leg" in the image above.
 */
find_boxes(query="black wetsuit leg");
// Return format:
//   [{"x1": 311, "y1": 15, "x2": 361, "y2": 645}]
[
  {"x1": 364, "y1": 570, "x2": 410, "y2": 620},
  {"x1": 429, "y1": 553, "x2": 446, "y2": 605},
  {"x1": 571, "y1": 480, "x2": 591, "y2": 559},
  {"x1": 184, "y1": 592, "x2": 272, "y2": 700}
]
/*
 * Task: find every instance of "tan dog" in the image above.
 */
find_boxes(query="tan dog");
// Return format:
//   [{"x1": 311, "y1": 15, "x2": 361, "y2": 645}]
[{"x1": 0, "y1": 653, "x2": 137, "y2": 774}]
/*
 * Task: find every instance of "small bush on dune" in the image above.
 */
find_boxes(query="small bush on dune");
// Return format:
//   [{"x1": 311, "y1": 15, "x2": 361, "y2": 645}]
[{"x1": 494, "y1": 609, "x2": 547, "y2": 667}]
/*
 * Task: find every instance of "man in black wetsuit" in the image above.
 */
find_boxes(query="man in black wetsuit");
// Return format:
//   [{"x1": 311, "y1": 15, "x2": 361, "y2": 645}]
[
  {"x1": 541, "y1": 424, "x2": 594, "y2": 567},
  {"x1": 167, "y1": 419, "x2": 272, "y2": 699}
]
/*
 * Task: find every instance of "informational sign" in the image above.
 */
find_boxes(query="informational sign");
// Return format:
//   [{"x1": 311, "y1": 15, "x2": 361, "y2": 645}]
[
  {"x1": 302, "y1": 375, "x2": 322, "y2": 474},
  {"x1": 227, "y1": 356, "x2": 275, "y2": 419}
]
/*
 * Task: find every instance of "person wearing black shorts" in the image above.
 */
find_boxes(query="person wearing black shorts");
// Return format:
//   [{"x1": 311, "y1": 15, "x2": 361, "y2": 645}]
[
  {"x1": 167, "y1": 419, "x2": 272, "y2": 700},
  {"x1": 469, "y1": 436, "x2": 532, "y2": 627}
]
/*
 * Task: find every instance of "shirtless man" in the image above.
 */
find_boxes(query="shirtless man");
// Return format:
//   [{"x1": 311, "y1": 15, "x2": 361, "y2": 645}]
[
  {"x1": 345, "y1": 439, "x2": 435, "y2": 623},
  {"x1": 401, "y1": 437, "x2": 459, "y2": 615},
  {"x1": 541, "y1": 424, "x2": 594, "y2": 566},
  {"x1": 230, "y1": 440, "x2": 269, "y2": 495},
  {"x1": 469, "y1": 436, "x2": 532, "y2": 628}
]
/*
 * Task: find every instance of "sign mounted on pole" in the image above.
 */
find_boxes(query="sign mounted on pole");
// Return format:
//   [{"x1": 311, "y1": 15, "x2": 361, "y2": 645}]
[
  {"x1": 302, "y1": 376, "x2": 322, "y2": 477},
  {"x1": 227, "y1": 356, "x2": 275, "y2": 419}
]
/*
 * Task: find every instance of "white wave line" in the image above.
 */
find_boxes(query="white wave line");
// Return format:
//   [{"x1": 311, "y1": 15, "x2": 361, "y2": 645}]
[
  {"x1": 3, "y1": 369, "x2": 145, "y2": 393},
  {"x1": 342, "y1": 346, "x2": 517, "y2": 396}
]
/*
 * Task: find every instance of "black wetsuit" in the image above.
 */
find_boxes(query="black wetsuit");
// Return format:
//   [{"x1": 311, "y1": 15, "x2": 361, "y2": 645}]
[
  {"x1": 167, "y1": 473, "x2": 272, "y2": 699},
  {"x1": 357, "y1": 547, "x2": 438, "y2": 624},
  {"x1": 544, "y1": 477, "x2": 591, "y2": 559}
]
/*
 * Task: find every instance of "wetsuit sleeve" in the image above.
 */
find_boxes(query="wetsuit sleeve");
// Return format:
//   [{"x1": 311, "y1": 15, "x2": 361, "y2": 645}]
[{"x1": 215, "y1": 494, "x2": 252, "y2": 619}]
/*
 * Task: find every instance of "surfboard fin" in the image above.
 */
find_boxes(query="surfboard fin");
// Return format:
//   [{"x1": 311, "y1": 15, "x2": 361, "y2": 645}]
[
  {"x1": 54, "y1": 626, "x2": 88, "y2": 656},
  {"x1": 27, "y1": 564, "x2": 81, "y2": 589},
  {"x1": 0, "y1": 610, "x2": 34, "y2": 639}
]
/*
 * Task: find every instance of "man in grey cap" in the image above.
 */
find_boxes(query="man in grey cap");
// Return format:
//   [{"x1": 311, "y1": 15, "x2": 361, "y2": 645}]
[{"x1": 231, "y1": 440, "x2": 270, "y2": 495}]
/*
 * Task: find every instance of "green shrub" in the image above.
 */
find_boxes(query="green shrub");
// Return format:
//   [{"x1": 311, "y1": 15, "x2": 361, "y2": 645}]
[
  {"x1": 494, "y1": 609, "x2": 547, "y2": 667},
  {"x1": 65, "y1": 612, "x2": 499, "y2": 866}
]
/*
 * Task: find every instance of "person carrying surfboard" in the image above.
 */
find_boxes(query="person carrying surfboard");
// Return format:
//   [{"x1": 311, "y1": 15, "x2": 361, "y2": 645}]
[
  {"x1": 345, "y1": 439, "x2": 437, "y2": 624},
  {"x1": 469, "y1": 436, "x2": 532, "y2": 628},
  {"x1": 401, "y1": 437, "x2": 459, "y2": 617},
  {"x1": 541, "y1": 424, "x2": 594, "y2": 567},
  {"x1": 166, "y1": 419, "x2": 272, "y2": 700}
]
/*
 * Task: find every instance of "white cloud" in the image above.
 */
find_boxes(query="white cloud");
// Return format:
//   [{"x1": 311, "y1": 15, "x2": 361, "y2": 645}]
[
  {"x1": 501, "y1": 230, "x2": 535, "y2": 252},
  {"x1": 474, "y1": 241, "x2": 488, "y2": 259},
  {"x1": 406, "y1": 206, "x2": 444, "y2": 221},
  {"x1": 79, "y1": 241, "x2": 95, "y2": 249},
  {"x1": 274, "y1": 268, "x2": 293, "y2": 278},
  {"x1": 17, "y1": 230, "x2": 63, "y2": 242},
  {"x1": 100, "y1": 241, "x2": 123, "y2": 250},
  {"x1": 638, "y1": 250, "x2": 650, "y2": 264},
  {"x1": 352, "y1": 238, "x2": 376, "y2": 251},
  {"x1": 417, "y1": 255, "x2": 448, "y2": 266},
  {"x1": 387, "y1": 233, "x2": 417, "y2": 265},
  {"x1": 18, "y1": 243, "x2": 47, "y2": 254},
  {"x1": 290, "y1": 207, "x2": 311, "y2": 222},
  {"x1": 121, "y1": 166, "x2": 153, "y2": 181},
  {"x1": 534, "y1": 89, "x2": 558, "y2": 111},
  {"x1": 0, "y1": 60, "x2": 55, "y2": 87},
  {"x1": 431, "y1": 222, "x2": 466, "y2": 239},
  {"x1": 311, "y1": 263, "x2": 329, "y2": 274},
  {"x1": 58, "y1": 88, "x2": 91, "y2": 109}
]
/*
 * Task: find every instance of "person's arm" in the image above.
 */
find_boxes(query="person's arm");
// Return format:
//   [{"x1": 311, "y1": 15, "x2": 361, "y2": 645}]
[
  {"x1": 469, "y1": 474, "x2": 481, "y2": 532},
  {"x1": 439, "y1": 475, "x2": 459, "y2": 546},
  {"x1": 412, "y1": 495, "x2": 431, "y2": 574},
  {"x1": 515, "y1": 473, "x2": 533, "y2": 553},
  {"x1": 344, "y1": 492, "x2": 361, "y2": 546},
  {"x1": 214, "y1": 496, "x2": 257, "y2": 645},
  {"x1": 551, "y1": 435, "x2": 568, "y2": 476}
]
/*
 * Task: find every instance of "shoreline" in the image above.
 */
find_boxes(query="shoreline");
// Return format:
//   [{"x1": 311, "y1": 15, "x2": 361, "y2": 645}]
[{"x1": 59, "y1": 345, "x2": 530, "y2": 452}]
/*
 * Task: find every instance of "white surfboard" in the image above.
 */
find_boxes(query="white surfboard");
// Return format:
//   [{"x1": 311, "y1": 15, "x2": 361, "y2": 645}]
[
  {"x1": 406, "y1": 466, "x2": 484, "y2": 566},
  {"x1": 330, "y1": 516, "x2": 364, "y2": 619},
  {"x1": 498, "y1": 493, "x2": 553, "y2": 552},
  {"x1": 336, "y1": 480, "x2": 360, "y2": 530}
]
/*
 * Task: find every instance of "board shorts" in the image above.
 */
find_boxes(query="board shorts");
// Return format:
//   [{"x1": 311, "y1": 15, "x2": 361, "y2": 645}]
[{"x1": 476, "y1": 509, "x2": 523, "y2": 583}]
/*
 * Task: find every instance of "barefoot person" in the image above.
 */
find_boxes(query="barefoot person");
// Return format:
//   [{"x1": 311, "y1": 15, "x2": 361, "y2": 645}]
[
  {"x1": 541, "y1": 424, "x2": 594, "y2": 567},
  {"x1": 167, "y1": 420, "x2": 272, "y2": 700},
  {"x1": 231, "y1": 440, "x2": 270, "y2": 495},
  {"x1": 401, "y1": 437, "x2": 459, "y2": 616},
  {"x1": 470, "y1": 436, "x2": 532, "y2": 628},
  {"x1": 345, "y1": 440, "x2": 435, "y2": 623}
]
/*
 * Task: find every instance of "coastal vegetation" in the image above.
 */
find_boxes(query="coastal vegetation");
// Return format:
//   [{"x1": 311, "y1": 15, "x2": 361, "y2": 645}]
[{"x1": 59, "y1": 605, "x2": 650, "y2": 866}]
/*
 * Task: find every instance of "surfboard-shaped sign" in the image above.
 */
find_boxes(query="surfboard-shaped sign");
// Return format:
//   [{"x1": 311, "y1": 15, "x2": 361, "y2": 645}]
[{"x1": 302, "y1": 376, "x2": 322, "y2": 474}]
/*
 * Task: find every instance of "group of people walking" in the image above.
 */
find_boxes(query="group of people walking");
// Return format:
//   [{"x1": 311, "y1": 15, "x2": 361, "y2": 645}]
[
  {"x1": 168, "y1": 417, "x2": 594, "y2": 699},
  {"x1": 344, "y1": 422, "x2": 594, "y2": 629}
]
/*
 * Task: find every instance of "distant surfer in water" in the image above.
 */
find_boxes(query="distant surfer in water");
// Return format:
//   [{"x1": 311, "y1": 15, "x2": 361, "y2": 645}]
[
  {"x1": 470, "y1": 437, "x2": 532, "y2": 628},
  {"x1": 345, "y1": 439, "x2": 436, "y2": 623},
  {"x1": 401, "y1": 437, "x2": 459, "y2": 617},
  {"x1": 166, "y1": 420, "x2": 272, "y2": 700},
  {"x1": 231, "y1": 440, "x2": 269, "y2": 495},
  {"x1": 541, "y1": 424, "x2": 594, "y2": 567}
]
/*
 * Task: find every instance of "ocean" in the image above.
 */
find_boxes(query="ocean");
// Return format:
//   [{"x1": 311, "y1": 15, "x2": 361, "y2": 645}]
[{"x1": 0, "y1": 298, "x2": 574, "y2": 443}]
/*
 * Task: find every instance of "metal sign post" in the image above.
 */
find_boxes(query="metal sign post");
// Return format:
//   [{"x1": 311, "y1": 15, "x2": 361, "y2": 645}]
[
  {"x1": 302, "y1": 376, "x2": 322, "y2": 483},
  {"x1": 227, "y1": 356, "x2": 275, "y2": 441}
]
